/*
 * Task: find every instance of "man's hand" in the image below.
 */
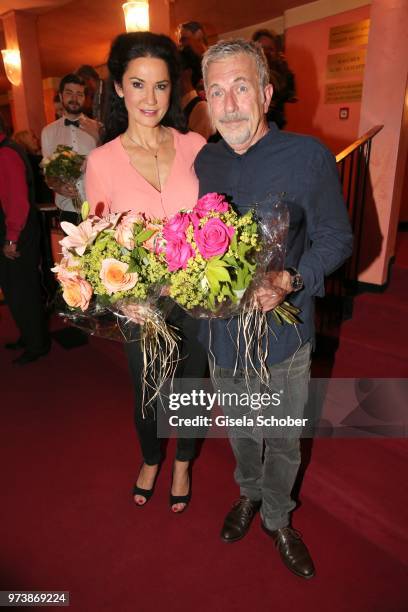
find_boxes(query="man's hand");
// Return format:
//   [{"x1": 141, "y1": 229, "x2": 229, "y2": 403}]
[
  {"x1": 253, "y1": 270, "x2": 292, "y2": 312},
  {"x1": 79, "y1": 116, "x2": 102, "y2": 141},
  {"x1": 57, "y1": 184, "x2": 78, "y2": 198},
  {"x1": 3, "y1": 242, "x2": 20, "y2": 260}
]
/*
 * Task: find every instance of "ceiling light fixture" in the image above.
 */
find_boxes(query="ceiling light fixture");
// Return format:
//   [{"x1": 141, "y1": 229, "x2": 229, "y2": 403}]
[
  {"x1": 122, "y1": 1, "x2": 149, "y2": 32},
  {"x1": 1, "y1": 49, "x2": 22, "y2": 86}
]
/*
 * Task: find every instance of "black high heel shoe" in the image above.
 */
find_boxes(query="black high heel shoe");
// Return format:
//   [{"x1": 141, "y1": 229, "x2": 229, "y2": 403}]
[
  {"x1": 132, "y1": 463, "x2": 160, "y2": 507},
  {"x1": 169, "y1": 463, "x2": 191, "y2": 513}
]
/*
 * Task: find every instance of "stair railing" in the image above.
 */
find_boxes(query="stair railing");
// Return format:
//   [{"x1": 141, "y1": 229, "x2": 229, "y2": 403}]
[{"x1": 318, "y1": 125, "x2": 383, "y2": 327}]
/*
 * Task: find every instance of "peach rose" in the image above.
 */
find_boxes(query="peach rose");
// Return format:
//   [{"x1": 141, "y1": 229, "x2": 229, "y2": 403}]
[
  {"x1": 99, "y1": 258, "x2": 138, "y2": 295},
  {"x1": 62, "y1": 276, "x2": 93, "y2": 311},
  {"x1": 114, "y1": 213, "x2": 142, "y2": 250},
  {"x1": 115, "y1": 223, "x2": 135, "y2": 250},
  {"x1": 144, "y1": 222, "x2": 165, "y2": 253}
]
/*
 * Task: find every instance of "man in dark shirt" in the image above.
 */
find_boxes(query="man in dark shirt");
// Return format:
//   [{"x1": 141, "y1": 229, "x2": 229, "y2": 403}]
[
  {"x1": 176, "y1": 20, "x2": 208, "y2": 58},
  {"x1": 195, "y1": 40, "x2": 353, "y2": 579},
  {"x1": 0, "y1": 114, "x2": 50, "y2": 364}
]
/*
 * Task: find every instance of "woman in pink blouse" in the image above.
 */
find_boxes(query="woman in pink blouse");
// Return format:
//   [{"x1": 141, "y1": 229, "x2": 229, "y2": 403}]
[{"x1": 86, "y1": 32, "x2": 208, "y2": 513}]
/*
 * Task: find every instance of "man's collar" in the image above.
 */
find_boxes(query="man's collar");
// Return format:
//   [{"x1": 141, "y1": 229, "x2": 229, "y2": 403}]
[
  {"x1": 62, "y1": 113, "x2": 83, "y2": 122},
  {"x1": 0, "y1": 134, "x2": 6, "y2": 143}
]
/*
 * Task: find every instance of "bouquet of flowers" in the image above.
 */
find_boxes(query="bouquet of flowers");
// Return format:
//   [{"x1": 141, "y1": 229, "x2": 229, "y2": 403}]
[
  {"x1": 40, "y1": 145, "x2": 86, "y2": 210},
  {"x1": 52, "y1": 205, "x2": 177, "y2": 405},
  {"x1": 162, "y1": 192, "x2": 300, "y2": 384},
  {"x1": 162, "y1": 192, "x2": 299, "y2": 323}
]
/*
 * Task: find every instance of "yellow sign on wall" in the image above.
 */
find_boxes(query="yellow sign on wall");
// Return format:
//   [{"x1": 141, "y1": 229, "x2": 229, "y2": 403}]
[
  {"x1": 325, "y1": 81, "x2": 363, "y2": 104},
  {"x1": 327, "y1": 49, "x2": 366, "y2": 79},
  {"x1": 329, "y1": 19, "x2": 370, "y2": 49}
]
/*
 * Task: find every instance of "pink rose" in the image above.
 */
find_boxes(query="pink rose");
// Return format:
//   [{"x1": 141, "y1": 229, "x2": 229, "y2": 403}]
[
  {"x1": 163, "y1": 212, "x2": 190, "y2": 241},
  {"x1": 194, "y1": 193, "x2": 229, "y2": 216},
  {"x1": 99, "y1": 258, "x2": 138, "y2": 295},
  {"x1": 165, "y1": 238, "x2": 195, "y2": 271},
  {"x1": 188, "y1": 211, "x2": 202, "y2": 228},
  {"x1": 61, "y1": 276, "x2": 93, "y2": 311},
  {"x1": 194, "y1": 218, "x2": 235, "y2": 259}
]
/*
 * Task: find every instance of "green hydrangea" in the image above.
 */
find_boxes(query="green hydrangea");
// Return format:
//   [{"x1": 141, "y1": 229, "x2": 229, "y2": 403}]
[{"x1": 79, "y1": 231, "x2": 168, "y2": 302}]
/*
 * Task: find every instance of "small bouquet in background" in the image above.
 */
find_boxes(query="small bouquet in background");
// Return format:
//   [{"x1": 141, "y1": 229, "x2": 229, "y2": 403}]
[
  {"x1": 40, "y1": 145, "x2": 86, "y2": 210},
  {"x1": 52, "y1": 205, "x2": 177, "y2": 406}
]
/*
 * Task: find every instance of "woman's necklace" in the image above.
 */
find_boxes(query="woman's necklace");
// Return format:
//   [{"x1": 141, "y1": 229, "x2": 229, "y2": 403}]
[
  {"x1": 125, "y1": 127, "x2": 168, "y2": 214},
  {"x1": 126, "y1": 127, "x2": 165, "y2": 159}
]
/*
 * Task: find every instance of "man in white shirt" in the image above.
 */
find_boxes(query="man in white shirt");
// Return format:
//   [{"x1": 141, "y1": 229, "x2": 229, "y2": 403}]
[{"x1": 41, "y1": 73, "x2": 99, "y2": 224}]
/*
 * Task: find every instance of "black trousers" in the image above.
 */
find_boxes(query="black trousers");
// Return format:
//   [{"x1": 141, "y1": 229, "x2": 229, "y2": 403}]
[
  {"x1": 125, "y1": 303, "x2": 208, "y2": 465},
  {"x1": 0, "y1": 214, "x2": 49, "y2": 353},
  {"x1": 59, "y1": 210, "x2": 81, "y2": 225}
]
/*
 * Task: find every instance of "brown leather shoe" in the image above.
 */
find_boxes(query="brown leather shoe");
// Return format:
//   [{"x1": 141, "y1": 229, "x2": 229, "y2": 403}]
[
  {"x1": 262, "y1": 524, "x2": 315, "y2": 579},
  {"x1": 221, "y1": 496, "x2": 261, "y2": 543}
]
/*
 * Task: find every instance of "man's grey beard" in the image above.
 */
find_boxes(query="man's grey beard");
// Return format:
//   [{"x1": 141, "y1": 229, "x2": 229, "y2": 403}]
[
  {"x1": 222, "y1": 127, "x2": 251, "y2": 145},
  {"x1": 217, "y1": 113, "x2": 251, "y2": 145}
]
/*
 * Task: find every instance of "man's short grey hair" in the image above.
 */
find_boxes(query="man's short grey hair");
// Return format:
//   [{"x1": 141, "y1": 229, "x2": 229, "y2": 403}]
[{"x1": 202, "y1": 39, "x2": 270, "y2": 91}]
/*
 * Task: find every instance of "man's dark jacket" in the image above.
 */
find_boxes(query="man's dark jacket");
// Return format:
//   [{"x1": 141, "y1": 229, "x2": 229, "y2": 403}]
[{"x1": 194, "y1": 123, "x2": 353, "y2": 368}]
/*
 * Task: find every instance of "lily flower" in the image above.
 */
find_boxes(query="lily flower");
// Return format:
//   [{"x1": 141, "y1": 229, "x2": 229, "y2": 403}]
[{"x1": 60, "y1": 219, "x2": 99, "y2": 256}]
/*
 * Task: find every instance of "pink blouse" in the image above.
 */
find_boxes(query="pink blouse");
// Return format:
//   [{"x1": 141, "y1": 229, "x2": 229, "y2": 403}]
[{"x1": 85, "y1": 128, "x2": 206, "y2": 219}]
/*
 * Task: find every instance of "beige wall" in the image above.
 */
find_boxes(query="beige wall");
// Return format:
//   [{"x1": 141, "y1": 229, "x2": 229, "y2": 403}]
[
  {"x1": 284, "y1": 5, "x2": 370, "y2": 154},
  {"x1": 358, "y1": 0, "x2": 408, "y2": 283},
  {"x1": 2, "y1": 11, "x2": 46, "y2": 134}
]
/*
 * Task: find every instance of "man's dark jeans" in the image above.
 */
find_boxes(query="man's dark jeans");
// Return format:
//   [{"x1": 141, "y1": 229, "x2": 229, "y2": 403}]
[{"x1": 211, "y1": 342, "x2": 311, "y2": 530}]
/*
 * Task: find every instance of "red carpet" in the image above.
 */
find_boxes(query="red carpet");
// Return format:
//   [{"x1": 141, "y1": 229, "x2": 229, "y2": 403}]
[
  {"x1": 395, "y1": 231, "x2": 408, "y2": 270},
  {"x1": 1, "y1": 234, "x2": 407, "y2": 611}
]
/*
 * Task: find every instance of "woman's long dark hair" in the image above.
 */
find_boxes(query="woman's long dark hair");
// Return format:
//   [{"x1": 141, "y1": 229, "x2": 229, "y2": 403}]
[{"x1": 103, "y1": 32, "x2": 187, "y2": 143}]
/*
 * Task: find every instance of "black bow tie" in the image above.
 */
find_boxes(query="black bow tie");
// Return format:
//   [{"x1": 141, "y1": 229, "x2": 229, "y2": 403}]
[{"x1": 64, "y1": 118, "x2": 80, "y2": 128}]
